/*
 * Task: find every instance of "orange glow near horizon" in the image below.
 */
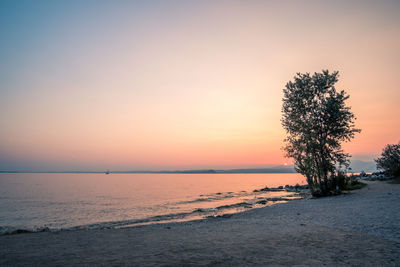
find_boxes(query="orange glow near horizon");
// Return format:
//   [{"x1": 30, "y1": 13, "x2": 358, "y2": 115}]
[{"x1": 0, "y1": 1, "x2": 399, "y2": 171}]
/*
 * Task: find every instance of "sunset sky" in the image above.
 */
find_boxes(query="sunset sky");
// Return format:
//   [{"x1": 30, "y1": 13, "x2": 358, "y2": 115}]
[{"x1": 1, "y1": 0, "x2": 399, "y2": 171}]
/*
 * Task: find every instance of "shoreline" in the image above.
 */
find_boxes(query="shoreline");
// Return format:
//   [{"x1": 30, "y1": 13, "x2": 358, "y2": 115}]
[
  {"x1": 1, "y1": 180, "x2": 399, "y2": 266},
  {"x1": 0, "y1": 183, "x2": 308, "y2": 236}
]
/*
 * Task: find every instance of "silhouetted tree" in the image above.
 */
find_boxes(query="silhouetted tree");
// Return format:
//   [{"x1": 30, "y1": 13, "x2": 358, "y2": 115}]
[
  {"x1": 281, "y1": 70, "x2": 360, "y2": 196},
  {"x1": 375, "y1": 142, "x2": 400, "y2": 177}
]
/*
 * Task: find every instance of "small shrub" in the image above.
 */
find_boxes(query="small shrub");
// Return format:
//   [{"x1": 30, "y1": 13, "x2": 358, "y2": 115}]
[
  {"x1": 336, "y1": 171, "x2": 347, "y2": 190},
  {"x1": 329, "y1": 172, "x2": 366, "y2": 191},
  {"x1": 343, "y1": 177, "x2": 367, "y2": 190}
]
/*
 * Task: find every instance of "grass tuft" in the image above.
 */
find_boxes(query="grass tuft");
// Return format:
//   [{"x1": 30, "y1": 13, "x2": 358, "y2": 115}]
[{"x1": 344, "y1": 178, "x2": 367, "y2": 191}]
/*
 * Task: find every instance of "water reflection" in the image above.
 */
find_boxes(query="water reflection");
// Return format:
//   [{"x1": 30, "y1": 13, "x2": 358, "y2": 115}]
[{"x1": 0, "y1": 173, "x2": 306, "y2": 233}]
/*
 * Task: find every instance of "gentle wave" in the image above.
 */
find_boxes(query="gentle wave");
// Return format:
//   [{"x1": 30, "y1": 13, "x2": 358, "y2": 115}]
[
  {"x1": 169, "y1": 187, "x2": 303, "y2": 206},
  {"x1": 0, "y1": 193, "x2": 302, "y2": 235}
]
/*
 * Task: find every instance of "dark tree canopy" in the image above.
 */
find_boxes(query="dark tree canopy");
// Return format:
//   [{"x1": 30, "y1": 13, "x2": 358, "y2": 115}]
[
  {"x1": 281, "y1": 70, "x2": 360, "y2": 196},
  {"x1": 375, "y1": 142, "x2": 400, "y2": 177}
]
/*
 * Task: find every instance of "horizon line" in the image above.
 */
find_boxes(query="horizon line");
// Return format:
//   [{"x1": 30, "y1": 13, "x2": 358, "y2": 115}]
[{"x1": 0, "y1": 166, "x2": 298, "y2": 174}]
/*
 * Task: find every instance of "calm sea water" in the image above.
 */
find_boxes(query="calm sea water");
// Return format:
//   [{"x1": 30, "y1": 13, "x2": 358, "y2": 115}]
[{"x1": 0, "y1": 173, "x2": 305, "y2": 233}]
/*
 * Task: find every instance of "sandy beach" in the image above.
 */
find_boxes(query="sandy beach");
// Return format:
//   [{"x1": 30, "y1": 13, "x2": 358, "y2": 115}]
[{"x1": 1, "y1": 180, "x2": 399, "y2": 266}]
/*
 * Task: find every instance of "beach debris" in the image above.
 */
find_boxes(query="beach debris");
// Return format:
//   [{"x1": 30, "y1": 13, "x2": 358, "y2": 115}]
[
  {"x1": 37, "y1": 226, "x2": 50, "y2": 232},
  {"x1": 10, "y1": 229, "x2": 33, "y2": 235},
  {"x1": 284, "y1": 184, "x2": 309, "y2": 192},
  {"x1": 254, "y1": 184, "x2": 309, "y2": 193},
  {"x1": 216, "y1": 202, "x2": 253, "y2": 210},
  {"x1": 206, "y1": 214, "x2": 232, "y2": 219},
  {"x1": 266, "y1": 197, "x2": 291, "y2": 202},
  {"x1": 193, "y1": 208, "x2": 217, "y2": 213}
]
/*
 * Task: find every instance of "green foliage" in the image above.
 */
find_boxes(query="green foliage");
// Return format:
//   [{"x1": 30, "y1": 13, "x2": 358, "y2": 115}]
[
  {"x1": 343, "y1": 175, "x2": 367, "y2": 190},
  {"x1": 281, "y1": 70, "x2": 360, "y2": 196},
  {"x1": 375, "y1": 142, "x2": 400, "y2": 177},
  {"x1": 330, "y1": 171, "x2": 347, "y2": 190}
]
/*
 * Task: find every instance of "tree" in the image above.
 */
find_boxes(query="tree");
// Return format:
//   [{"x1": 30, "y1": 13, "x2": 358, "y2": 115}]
[
  {"x1": 375, "y1": 142, "x2": 400, "y2": 177},
  {"x1": 281, "y1": 70, "x2": 360, "y2": 196}
]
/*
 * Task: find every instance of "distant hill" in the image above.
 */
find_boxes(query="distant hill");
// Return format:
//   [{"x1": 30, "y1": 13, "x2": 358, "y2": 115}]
[
  {"x1": 1, "y1": 163, "x2": 378, "y2": 174},
  {"x1": 215, "y1": 167, "x2": 296, "y2": 173},
  {"x1": 349, "y1": 160, "x2": 377, "y2": 173},
  {"x1": 0, "y1": 166, "x2": 296, "y2": 174},
  {"x1": 111, "y1": 166, "x2": 296, "y2": 174}
]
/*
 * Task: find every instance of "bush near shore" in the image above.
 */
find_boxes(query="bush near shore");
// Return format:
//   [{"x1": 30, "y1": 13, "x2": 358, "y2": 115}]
[{"x1": 375, "y1": 142, "x2": 400, "y2": 178}]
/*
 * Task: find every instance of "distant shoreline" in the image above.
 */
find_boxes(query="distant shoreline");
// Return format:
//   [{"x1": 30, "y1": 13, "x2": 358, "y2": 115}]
[{"x1": 0, "y1": 168, "x2": 297, "y2": 174}]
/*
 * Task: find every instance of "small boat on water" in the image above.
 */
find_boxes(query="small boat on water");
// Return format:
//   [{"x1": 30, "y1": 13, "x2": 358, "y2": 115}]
[{"x1": 105, "y1": 170, "x2": 110, "y2": 174}]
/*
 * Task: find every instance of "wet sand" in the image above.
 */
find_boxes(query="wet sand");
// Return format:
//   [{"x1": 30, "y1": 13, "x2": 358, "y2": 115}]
[{"x1": 1, "y1": 180, "x2": 400, "y2": 266}]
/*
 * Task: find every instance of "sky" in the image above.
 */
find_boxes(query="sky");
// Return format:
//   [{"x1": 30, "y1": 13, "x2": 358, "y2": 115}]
[{"x1": 0, "y1": 0, "x2": 399, "y2": 171}]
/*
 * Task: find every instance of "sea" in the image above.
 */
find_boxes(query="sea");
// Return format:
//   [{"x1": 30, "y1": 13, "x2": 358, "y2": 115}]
[{"x1": 0, "y1": 173, "x2": 306, "y2": 234}]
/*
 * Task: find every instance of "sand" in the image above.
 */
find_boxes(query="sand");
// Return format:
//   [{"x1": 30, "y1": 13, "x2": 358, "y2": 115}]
[{"x1": 1, "y1": 180, "x2": 400, "y2": 266}]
